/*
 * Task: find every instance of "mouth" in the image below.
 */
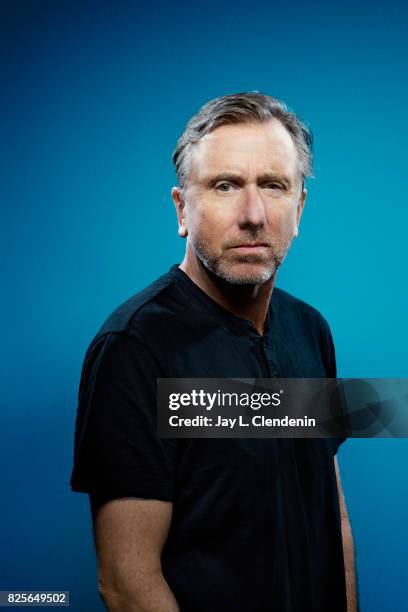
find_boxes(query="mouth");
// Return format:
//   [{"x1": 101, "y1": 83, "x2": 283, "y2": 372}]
[
  {"x1": 229, "y1": 243, "x2": 270, "y2": 253},
  {"x1": 231, "y1": 243, "x2": 269, "y2": 247}
]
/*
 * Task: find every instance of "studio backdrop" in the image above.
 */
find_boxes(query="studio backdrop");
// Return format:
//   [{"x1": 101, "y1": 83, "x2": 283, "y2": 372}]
[{"x1": 2, "y1": 1, "x2": 407, "y2": 610}]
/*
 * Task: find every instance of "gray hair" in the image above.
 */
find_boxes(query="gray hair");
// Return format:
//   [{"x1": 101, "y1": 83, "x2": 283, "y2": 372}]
[{"x1": 173, "y1": 91, "x2": 313, "y2": 189}]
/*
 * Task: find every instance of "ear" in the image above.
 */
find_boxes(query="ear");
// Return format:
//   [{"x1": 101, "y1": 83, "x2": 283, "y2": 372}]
[
  {"x1": 293, "y1": 188, "x2": 307, "y2": 238},
  {"x1": 171, "y1": 186, "x2": 188, "y2": 237}
]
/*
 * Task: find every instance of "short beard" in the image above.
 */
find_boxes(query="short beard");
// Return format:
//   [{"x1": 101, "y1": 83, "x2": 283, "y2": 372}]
[{"x1": 192, "y1": 237, "x2": 290, "y2": 286}]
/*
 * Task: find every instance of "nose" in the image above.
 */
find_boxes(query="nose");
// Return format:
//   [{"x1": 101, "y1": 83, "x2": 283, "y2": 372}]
[{"x1": 237, "y1": 184, "x2": 266, "y2": 230}]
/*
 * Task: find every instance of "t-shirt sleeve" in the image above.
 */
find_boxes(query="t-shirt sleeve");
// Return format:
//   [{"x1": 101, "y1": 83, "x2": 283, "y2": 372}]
[
  {"x1": 323, "y1": 320, "x2": 337, "y2": 379},
  {"x1": 331, "y1": 437, "x2": 346, "y2": 455},
  {"x1": 320, "y1": 317, "x2": 347, "y2": 455},
  {"x1": 70, "y1": 331, "x2": 177, "y2": 501}
]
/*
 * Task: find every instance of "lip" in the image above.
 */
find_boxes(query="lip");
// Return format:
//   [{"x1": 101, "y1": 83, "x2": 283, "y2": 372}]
[
  {"x1": 229, "y1": 244, "x2": 270, "y2": 255},
  {"x1": 233, "y1": 243, "x2": 269, "y2": 247},
  {"x1": 230, "y1": 243, "x2": 270, "y2": 249}
]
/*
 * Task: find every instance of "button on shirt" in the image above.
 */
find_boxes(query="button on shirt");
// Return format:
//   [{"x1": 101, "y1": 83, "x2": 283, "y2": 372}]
[{"x1": 71, "y1": 264, "x2": 347, "y2": 612}]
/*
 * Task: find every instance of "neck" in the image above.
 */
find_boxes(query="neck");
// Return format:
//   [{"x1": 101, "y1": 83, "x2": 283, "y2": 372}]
[{"x1": 179, "y1": 254, "x2": 275, "y2": 336}]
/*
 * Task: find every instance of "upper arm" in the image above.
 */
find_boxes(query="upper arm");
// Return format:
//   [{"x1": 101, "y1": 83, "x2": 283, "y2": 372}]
[
  {"x1": 334, "y1": 456, "x2": 344, "y2": 510},
  {"x1": 334, "y1": 455, "x2": 350, "y2": 528},
  {"x1": 91, "y1": 497, "x2": 173, "y2": 595},
  {"x1": 71, "y1": 332, "x2": 179, "y2": 603}
]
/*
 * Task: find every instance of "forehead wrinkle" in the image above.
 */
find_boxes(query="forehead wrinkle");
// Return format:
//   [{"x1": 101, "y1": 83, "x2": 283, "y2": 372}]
[
  {"x1": 189, "y1": 147, "x2": 252, "y2": 183},
  {"x1": 195, "y1": 154, "x2": 297, "y2": 186},
  {"x1": 186, "y1": 121, "x2": 300, "y2": 185}
]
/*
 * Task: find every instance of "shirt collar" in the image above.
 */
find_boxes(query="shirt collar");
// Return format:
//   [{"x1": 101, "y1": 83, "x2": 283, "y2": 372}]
[{"x1": 168, "y1": 264, "x2": 274, "y2": 340}]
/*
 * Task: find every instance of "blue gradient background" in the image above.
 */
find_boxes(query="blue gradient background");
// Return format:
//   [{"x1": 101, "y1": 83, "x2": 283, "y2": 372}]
[{"x1": 2, "y1": 1, "x2": 407, "y2": 610}]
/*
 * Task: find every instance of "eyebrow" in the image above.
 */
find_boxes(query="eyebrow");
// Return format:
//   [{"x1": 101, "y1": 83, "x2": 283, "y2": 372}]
[{"x1": 203, "y1": 172, "x2": 293, "y2": 188}]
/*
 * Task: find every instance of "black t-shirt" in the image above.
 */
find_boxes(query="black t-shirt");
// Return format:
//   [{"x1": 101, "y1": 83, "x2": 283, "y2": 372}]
[{"x1": 71, "y1": 264, "x2": 347, "y2": 612}]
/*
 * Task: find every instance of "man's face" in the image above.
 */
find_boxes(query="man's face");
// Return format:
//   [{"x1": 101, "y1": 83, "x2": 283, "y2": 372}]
[{"x1": 173, "y1": 119, "x2": 306, "y2": 285}]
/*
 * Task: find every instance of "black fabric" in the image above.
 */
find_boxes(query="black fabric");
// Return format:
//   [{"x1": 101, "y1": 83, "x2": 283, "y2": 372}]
[{"x1": 71, "y1": 264, "x2": 347, "y2": 612}]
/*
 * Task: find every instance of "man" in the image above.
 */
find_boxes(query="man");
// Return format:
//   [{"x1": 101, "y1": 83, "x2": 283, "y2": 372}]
[{"x1": 71, "y1": 92, "x2": 357, "y2": 611}]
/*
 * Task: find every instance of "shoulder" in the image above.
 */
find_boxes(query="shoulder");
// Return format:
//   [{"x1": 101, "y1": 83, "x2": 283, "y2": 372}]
[
  {"x1": 273, "y1": 287, "x2": 337, "y2": 377},
  {"x1": 273, "y1": 287, "x2": 333, "y2": 338},
  {"x1": 88, "y1": 267, "x2": 183, "y2": 350},
  {"x1": 79, "y1": 270, "x2": 180, "y2": 386}
]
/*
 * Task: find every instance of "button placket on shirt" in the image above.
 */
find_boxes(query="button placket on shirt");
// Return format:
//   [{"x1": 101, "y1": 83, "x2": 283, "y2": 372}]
[
  {"x1": 261, "y1": 335, "x2": 280, "y2": 378},
  {"x1": 248, "y1": 332, "x2": 279, "y2": 378}
]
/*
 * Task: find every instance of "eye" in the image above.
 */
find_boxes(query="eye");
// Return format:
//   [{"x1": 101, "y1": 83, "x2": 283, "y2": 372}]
[
  {"x1": 264, "y1": 182, "x2": 284, "y2": 190},
  {"x1": 215, "y1": 182, "x2": 235, "y2": 192}
]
